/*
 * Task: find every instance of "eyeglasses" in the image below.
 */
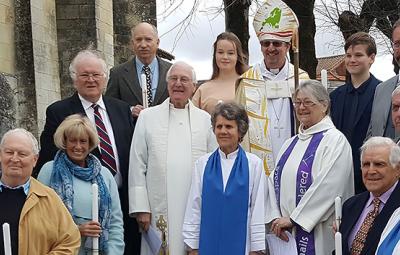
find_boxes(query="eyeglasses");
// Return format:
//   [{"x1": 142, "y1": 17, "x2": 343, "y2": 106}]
[
  {"x1": 167, "y1": 76, "x2": 192, "y2": 85},
  {"x1": 293, "y1": 100, "x2": 318, "y2": 108},
  {"x1": 260, "y1": 40, "x2": 285, "y2": 48},
  {"x1": 392, "y1": 41, "x2": 400, "y2": 49},
  {"x1": 77, "y1": 73, "x2": 104, "y2": 80}
]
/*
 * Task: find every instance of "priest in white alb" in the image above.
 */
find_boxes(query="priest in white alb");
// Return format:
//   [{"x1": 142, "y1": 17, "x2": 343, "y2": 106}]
[
  {"x1": 183, "y1": 102, "x2": 265, "y2": 255},
  {"x1": 266, "y1": 80, "x2": 354, "y2": 255},
  {"x1": 236, "y1": 0, "x2": 309, "y2": 175},
  {"x1": 128, "y1": 61, "x2": 218, "y2": 255}
]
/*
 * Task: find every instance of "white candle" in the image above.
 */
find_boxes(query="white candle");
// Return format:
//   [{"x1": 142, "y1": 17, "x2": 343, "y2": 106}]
[
  {"x1": 335, "y1": 196, "x2": 342, "y2": 229},
  {"x1": 321, "y1": 69, "x2": 328, "y2": 89},
  {"x1": 3, "y1": 223, "x2": 11, "y2": 255},
  {"x1": 335, "y1": 232, "x2": 342, "y2": 255},
  {"x1": 141, "y1": 73, "x2": 148, "y2": 108},
  {"x1": 92, "y1": 184, "x2": 99, "y2": 255}
]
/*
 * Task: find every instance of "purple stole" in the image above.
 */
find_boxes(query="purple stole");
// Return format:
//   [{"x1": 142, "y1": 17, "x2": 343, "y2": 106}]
[{"x1": 273, "y1": 131, "x2": 325, "y2": 255}]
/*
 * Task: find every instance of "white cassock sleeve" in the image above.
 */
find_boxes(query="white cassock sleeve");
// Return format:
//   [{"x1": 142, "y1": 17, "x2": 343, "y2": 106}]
[
  {"x1": 128, "y1": 112, "x2": 151, "y2": 215},
  {"x1": 249, "y1": 157, "x2": 266, "y2": 251},
  {"x1": 290, "y1": 133, "x2": 354, "y2": 232},
  {"x1": 182, "y1": 157, "x2": 204, "y2": 249}
]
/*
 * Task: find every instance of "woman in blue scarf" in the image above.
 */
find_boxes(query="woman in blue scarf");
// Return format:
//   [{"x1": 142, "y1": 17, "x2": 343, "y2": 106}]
[
  {"x1": 183, "y1": 102, "x2": 266, "y2": 255},
  {"x1": 38, "y1": 114, "x2": 124, "y2": 254}
]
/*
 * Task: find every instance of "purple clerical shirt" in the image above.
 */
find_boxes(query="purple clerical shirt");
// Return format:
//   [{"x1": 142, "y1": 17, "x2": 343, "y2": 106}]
[{"x1": 347, "y1": 181, "x2": 398, "y2": 250}]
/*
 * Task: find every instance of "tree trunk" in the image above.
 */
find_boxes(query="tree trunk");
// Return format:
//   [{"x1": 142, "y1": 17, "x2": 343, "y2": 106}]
[
  {"x1": 283, "y1": 0, "x2": 317, "y2": 78},
  {"x1": 223, "y1": 0, "x2": 251, "y2": 63}
]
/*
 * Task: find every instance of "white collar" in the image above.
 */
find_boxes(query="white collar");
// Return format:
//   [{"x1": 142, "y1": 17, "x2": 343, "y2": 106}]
[
  {"x1": 78, "y1": 94, "x2": 106, "y2": 111},
  {"x1": 297, "y1": 116, "x2": 335, "y2": 140}
]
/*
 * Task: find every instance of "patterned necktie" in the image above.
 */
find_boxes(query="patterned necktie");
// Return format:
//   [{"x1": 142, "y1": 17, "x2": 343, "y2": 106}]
[
  {"x1": 92, "y1": 104, "x2": 117, "y2": 174},
  {"x1": 142, "y1": 65, "x2": 153, "y2": 106},
  {"x1": 350, "y1": 197, "x2": 381, "y2": 254}
]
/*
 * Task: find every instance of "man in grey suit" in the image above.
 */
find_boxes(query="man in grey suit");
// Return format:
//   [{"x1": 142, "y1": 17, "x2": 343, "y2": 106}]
[
  {"x1": 367, "y1": 19, "x2": 400, "y2": 139},
  {"x1": 106, "y1": 22, "x2": 171, "y2": 117}
]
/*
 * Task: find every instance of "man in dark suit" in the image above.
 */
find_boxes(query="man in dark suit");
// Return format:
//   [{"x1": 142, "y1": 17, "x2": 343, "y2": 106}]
[
  {"x1": 330, "y1": 32, "x2": 381, "y2": 194},
  {"x1": 106, "y1": 22, "x2": 171, "y2": 117},
  {"x1": 35, "y1": 50, "x2": 139, "y2": 255},
  {"x1": 339, "y1": 136, "x2": 400, "y2": 255}
]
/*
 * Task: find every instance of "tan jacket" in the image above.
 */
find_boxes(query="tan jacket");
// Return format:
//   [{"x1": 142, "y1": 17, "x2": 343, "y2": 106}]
[{"x1": 18, "y1": 177, "x2": 81, "y2": 254}]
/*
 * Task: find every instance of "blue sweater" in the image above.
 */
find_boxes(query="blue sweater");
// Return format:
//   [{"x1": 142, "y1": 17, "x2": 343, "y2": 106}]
[{"x1": 38, "y1": 161, "x2": 124, "y2": 255}]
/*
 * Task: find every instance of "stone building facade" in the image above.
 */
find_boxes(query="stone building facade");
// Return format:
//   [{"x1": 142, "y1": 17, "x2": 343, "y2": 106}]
[{"x1": 0, "y1": 0, "x2": 156, "y2": 138}]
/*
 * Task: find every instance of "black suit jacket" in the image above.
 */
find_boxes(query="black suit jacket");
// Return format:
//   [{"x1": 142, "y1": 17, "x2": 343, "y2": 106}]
[
  {"x1": 35, "y1": 93, "x2": 134, "y2": 191},
  {"x1": 330, "y1": 75, "x2": 380, "y2": 194},
  {"x1": 339, "y1": 182, "x2": 400, "y2": 255},
  {"x1": 105, "y1": 56, "x2": 171, "y2": 108}
]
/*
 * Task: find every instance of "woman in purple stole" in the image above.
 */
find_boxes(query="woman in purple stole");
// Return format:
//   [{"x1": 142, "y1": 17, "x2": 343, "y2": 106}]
[
  {"x1": 266, "y1": 80, "x2": 354, "y2": 255},
  {"x1": 183, "y1": 102, "x2": 266, "y2": 255}
]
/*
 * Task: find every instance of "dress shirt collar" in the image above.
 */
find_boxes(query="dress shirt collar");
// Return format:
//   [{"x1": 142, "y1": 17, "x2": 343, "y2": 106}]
[
  {"x1": 0, "y1": 178, "x2": 30, "y2": 195},
  {"x1": 218, "y1": 147, "x2": 239, "y2": 159},
  {"x1": 260, "y1": 58, "x2": 289, "y2": 81},
  {"x1": 135, "y1": 56, "x2": 157, "y2": 74},
  {"x1": 367, "y1": 180, "x2": 398, "y2": 207},
  {"x1": 345, "y1": 74, "x2": 373, "y2": 94},
  {"x1": 78, "y1": 94, "x2": 106, "y2": 111}
]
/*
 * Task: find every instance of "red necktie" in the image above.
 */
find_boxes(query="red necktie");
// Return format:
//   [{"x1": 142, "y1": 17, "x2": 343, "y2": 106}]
[{"x1": 92, "y1": 104, "x2": 117, "y2": 174}]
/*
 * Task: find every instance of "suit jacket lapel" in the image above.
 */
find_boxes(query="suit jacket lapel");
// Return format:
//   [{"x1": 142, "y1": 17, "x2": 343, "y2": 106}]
[
  {"x1": 154, "y1": 57, "x2": 169, "y2": 104},
  {"x1": 122, "y1": 58, "x2": 142, "y2": 104},
  {"x1": 363, "y1": 182, "x2": 400, "y2": 254},
  {"x1": 70, "y1": 93, "x2": 86, "y2": 114},
  {"x1": 382, "y1": 76, "x2": 399, "y2": 127}
]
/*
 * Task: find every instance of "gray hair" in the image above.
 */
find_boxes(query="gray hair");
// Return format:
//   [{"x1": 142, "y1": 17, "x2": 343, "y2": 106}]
[
  {"x1": 294, "y1": 80, "x2": 330, "y2": 114},
  {"x1": 69, "y1": 49, "x2": 108, "y2": 81},
  {"x1": 211, "y1": 102, "x2": 249, "y2": 143},
  {"x1": 393, "y1": 19, "x2": 400, "y2": 35},
  {"x1": 131, "y1": 22, "x2": 159, "y2": 39},
  {"x1": 392, "y1": 85, "x2": 400, "y2": 97},
  {"x1": 0, "y1": 128, "x2": 39, "y2": 155},
  {"x1": 166, "y1": 61, "x2": 197, "y2": 84},
  {"x1": 360, "y1": 136, "x2": 400, "y2": 168}
]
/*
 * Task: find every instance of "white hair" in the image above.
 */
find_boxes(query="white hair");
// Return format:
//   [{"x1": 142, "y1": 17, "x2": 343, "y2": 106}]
[
  {"x1": 360, "y1": 136, "x2": 400, "y2": 168},
  {"x1": 392, "y1": 86, "x2": 400, "y2": 97},
  {"x1": 0, "y1": 128, "x2": 39, "y2": 155},
  {"x1": 68, "y1": 50, "x2": 108, "y2": 81},
  {"x1": 166, "y1": 61, "x2": 197, "y2": 84}
]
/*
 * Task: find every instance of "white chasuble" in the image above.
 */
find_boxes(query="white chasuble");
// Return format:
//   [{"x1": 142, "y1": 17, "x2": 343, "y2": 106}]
[
  {"x1": 265, "y1": 116, "x2": 354, "y2": 255},
  {"x1": 376, "y1": 207, "x2": 400, "y2": 254},
  {"x1": 237, "y1": 60, "x2": 308, "y2": 175}
]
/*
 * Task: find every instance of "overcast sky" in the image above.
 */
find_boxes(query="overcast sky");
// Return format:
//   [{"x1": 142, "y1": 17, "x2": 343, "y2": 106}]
[{"x1": 156, "y1": 0, "x2": 395, "y2": 81}]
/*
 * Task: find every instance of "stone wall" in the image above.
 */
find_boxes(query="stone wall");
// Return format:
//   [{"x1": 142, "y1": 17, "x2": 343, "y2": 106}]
[
  {"x1": 96, "y1": 0, "x2": 114, "y2": 72},
  {"x1": 31, "y1": 0, "x2": 61, "y2": 133},
  {"x1": 112, "y1": 0, "x2": 157, "y2": 65}
]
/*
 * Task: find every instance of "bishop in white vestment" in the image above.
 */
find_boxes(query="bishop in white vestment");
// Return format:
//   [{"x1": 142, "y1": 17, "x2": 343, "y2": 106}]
[
  {"x1": 236, "y1": 0, "x2": 309, "y2": 175},
  {"x1": 128, "y1": 62, "x2": 217, "y2": 255}
]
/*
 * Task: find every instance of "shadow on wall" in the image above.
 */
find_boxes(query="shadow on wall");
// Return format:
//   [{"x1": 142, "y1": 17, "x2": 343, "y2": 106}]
[{"x1": 0, "y1": 73, "x2": 16, "y2": 139}]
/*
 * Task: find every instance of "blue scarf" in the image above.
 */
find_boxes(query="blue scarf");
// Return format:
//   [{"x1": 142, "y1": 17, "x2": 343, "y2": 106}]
[
  {"x1": 199, "y1": 146, "x2": 249, "y2": 255},
  {"x1": 50, "y1": 150, "x2": 112, "y2": 253},
  {"x1": 376, "y1": 219, "x2": 400, "y2": 255}
]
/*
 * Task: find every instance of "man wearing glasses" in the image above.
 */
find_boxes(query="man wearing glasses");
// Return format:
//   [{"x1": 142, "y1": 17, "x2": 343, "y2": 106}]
[
  {"x1": 35, "y1": 49, "x2": 138, "y2": 255},
  {"x1": 367, "y1": 19, "x2": 400, "y2": 140},
  {"x1": 128, "y1": 61, "x2": 217, "y2": 255},
  {"x1": 236, "y1": 1, "x2": 309, "y2": 176}
]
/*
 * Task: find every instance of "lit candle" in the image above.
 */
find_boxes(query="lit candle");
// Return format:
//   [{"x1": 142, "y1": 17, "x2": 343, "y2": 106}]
[
  {"x1": 141, "y1": 73, "x2": 148, "y2": 108},
  {"x1": 92, "y1": 184, "x2": 99, "y2": 255},
  {"x1": 335, "y1": 232, "x2": 342, "y2": 255},
  {"x1": 335, "y1": 196, "x2": 342, "y2": 229},
  {"x1": 321, "y1": 69, "x2": 328, "y2": 89},
  {"x1": 3, "y1": 223, "x2": 11, "y2": 255}
]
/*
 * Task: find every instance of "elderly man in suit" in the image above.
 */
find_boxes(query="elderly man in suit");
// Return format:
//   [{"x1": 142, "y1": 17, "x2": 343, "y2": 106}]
[
  {"x1": 35, "y1": 49, "x2": 140, "y2": 255},
  {"x1": 106, "y1": 22, "x2": 171, "y2": 117},
  {"x1": 367, "y1": 19, "x2": 400, "y2": 139},
  {"x1": 339, "y1": 136, "x2": 400, "y2": 255}
]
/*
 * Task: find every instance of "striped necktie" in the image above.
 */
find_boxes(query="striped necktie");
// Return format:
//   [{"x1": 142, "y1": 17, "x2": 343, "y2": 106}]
[
  {"x1": 92, "y1": 104, "x2": 117, "y2": 174},
  {"x1": 142, "y1": 65, "x2": 153, "y2": 106},
  {"x1": 351, "y1": 197, "x2": 381, "y2": 254}
]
